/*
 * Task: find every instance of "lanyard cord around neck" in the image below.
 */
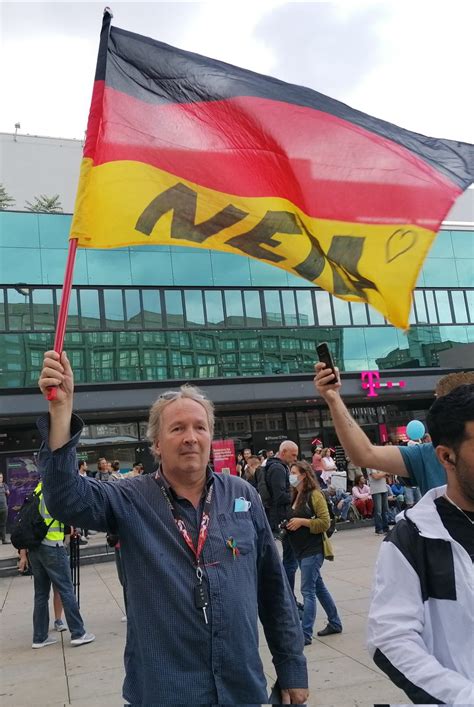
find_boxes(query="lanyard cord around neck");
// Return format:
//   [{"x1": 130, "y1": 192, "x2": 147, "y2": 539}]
[{"x1": 154, "y1": 472, "x2": 213, "y2": 567}]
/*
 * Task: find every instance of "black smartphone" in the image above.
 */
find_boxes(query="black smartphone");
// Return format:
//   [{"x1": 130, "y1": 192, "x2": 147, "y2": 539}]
[{"x1": 316, "y1": 342, "x2": 336, "y2": 378}]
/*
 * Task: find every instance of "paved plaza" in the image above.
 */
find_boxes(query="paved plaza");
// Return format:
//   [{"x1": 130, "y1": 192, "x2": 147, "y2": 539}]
[{"x1": 0, "y1": 527, "x2": 408, "y2": 706}]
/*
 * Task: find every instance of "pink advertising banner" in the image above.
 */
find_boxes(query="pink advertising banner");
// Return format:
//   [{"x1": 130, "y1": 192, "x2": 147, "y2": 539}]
[{"x1": 212, "y1": 439, "x2": 237, "y2": 475}]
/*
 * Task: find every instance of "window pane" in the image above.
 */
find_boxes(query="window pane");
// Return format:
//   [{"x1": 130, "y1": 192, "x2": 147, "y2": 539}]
[
  {"x1": 455, "y1": 259, "x2": 474, "y2": 287},
  {"x1": 425, "y1": 290, "x2": 438, "y2": 323},
  {"x1": 332, "y1": 296, "x2": 351, "y2": 325},
  {"x1": 451, "y1": 291, "x2": 468, "y2": 323},
  {"x1": 165, "y1": 290, "x2": 184, "y2": 327},
  {"x1": 342, "y1": 328, "x2": 367, "y2": 364},
  {"x1": 414, "y1": 290, "x2": 428, "y2": 323},
  {"x1": 7, "y1": 288, "x2": 32, "y2": 331},
  {"x1": 281, "y1": 291, "x2": 297, "y2": 326},
  {"x1": 86, "y1": 250, "x2": 132, "y2": 285},
  {"x1": 67, "y1": 290, "x2": 80, "y2": 329},
  {"x1": 224, "y1": 290, "x2": 244, "y2": 326},
  {"x1": 315, "y1": 291, "x2": 333, "y2": 325},
  {"x1": 184, "y1": 290, "x2": 205, "y2": 327},
  {"x1": 204, "y1": 290, "x2": 224, "y2": 325},
  {"x1": 142, "y1": 290, "x2": 162, "y2": 328},
  {"x1": 350, "y1": 301, "x2": 368, "y2": 325},
  {"x1": 368, "y1": 306, "x2": 385, "y2": 325},
  {"x1": 249, "y1": 259, "x2": 287, "y2": 286},
  {"x1": 428, "y1": 230, "x2": 453, "y2": 258},
  {"x1": 451, "y1": 231, "x2": 474, "y2": 259},
  {"x1": 296, "y1": 291, "x2": 315, "y2": 326},
  {"x1": 435, "y1": 290, "x2": 452, "y2": 323},
  {"x1": 125, "y1": 289, "x2": 142, "y2": 328},
  {"x1": 79, "y1": 290, "x2": 101, "y2": 329},
  {"x1": 0, "y1": 211, "x2": 40, "y2": 248},
  {"x1": 172, "y1": 252, "x2": 212, "y2": 285},
  {"x1": 211, "y1": 253, "x2": 251, "y2": 286},
  {"x1": 1, "y1": 247, "x2": 42, "y2": 284},
  {"x1": 466, "y1": 291, "x2": 474, "y2": 322},
  {"x1": 104, "y1": 289, "x2": 125, "y2": 329},
  {"x1": 422, "y1": 258, "x2": 459, "y2": 287},
  {"x1": 0, "y1": 289, "x2": 4, "y2": 330},
  {"x1": 42, "y1": 249, "x2": 89, "y2": 286},
  {"x1": 243, "y1": 291, "x2": 262, "y2": 327},
  {"x1": 32, "y1": 288, "x2": 55, "y2": 330},
  {"x1": 38, "y1": 213, "x2": 71, "y2": 248},
  {"x1": 365, "y1": 327, "x2": 400, "y2": 367},
  {"x1": 130, "y1": 251, "x2": 173, "y2": 286},
  {"x1": 264, "y1": 291, "x2": 283, "y2": 326}
]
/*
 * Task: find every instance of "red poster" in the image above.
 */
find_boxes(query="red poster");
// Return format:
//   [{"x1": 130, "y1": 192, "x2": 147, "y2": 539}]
[{"x1": 212, "y1": 439, "x2": 237, "y2": 475}]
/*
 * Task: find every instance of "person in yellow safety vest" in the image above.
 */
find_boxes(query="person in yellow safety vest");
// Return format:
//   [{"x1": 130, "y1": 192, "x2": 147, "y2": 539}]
[{"x1": 18, "y1": 481, "x2": 96, "y2": 649}]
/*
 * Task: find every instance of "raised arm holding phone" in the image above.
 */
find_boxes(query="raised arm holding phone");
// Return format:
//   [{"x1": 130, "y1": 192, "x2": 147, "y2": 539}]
[
  {"x1": 313, "y1": 361, "x2": 446, "y2": 494},
  {"x1": 38, "y1": 351, "x2": 308, "y2": 706}
]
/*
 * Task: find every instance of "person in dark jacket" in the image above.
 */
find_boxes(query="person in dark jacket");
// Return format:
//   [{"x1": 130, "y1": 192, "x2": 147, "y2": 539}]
[{"x1": 265, "y1": 441, "x2": 299, "y2": 592}]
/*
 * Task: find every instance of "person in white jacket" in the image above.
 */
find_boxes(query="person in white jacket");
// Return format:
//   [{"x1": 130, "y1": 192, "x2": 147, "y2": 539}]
[{"x1": 367, "y1": 384, "x2": 474, "y2": 705}]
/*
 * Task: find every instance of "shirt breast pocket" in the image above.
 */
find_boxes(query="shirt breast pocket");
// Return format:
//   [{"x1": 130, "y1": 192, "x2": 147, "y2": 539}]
[{"x1": 217, "y1": 512, "x2": 256, "y2": 557}]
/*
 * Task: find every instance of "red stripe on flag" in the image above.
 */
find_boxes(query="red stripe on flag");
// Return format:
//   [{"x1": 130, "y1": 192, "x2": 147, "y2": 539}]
[{"x1": 85, "y1": 85, "x2": 461, "y2": 227}]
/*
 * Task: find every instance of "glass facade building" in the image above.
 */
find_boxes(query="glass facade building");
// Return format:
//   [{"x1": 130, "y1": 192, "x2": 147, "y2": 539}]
[{"x1": 1, "y1": 212, "x2": 473, "y2": 388}]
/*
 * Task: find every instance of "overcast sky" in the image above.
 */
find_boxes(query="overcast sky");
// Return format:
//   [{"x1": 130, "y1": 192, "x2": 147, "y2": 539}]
[{"x1": 1, "y1": 1, "x2": 473, "y2": 144}]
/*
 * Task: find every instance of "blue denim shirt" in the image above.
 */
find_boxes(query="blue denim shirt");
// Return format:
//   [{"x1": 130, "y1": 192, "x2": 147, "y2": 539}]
[{"x1": 37, "y1": 414, "x2": 307, "y2": 705}]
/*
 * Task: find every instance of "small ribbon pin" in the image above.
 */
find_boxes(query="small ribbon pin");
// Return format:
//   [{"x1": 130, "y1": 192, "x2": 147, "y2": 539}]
[{"x1": 226, "y1": 537, "x2": 240, "y2": 559}]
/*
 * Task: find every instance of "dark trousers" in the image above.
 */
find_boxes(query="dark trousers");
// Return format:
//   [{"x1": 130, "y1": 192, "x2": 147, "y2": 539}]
[
  {"x1": 0, "y1": 507, "x2": 7, "y2": 541},
  {"x1": 29, "y1": 544, "x2": 85, "y2": 643}
]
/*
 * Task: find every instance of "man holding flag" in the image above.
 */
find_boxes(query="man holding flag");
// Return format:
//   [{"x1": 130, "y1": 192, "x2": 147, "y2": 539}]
[{"x1": 37, "y1": 350, "x2": 308, "y2": 705}]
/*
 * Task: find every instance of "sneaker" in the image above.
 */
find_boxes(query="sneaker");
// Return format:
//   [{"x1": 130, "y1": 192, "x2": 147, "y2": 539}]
[
  {"x1": 375, "y1": 530, "x2": 384, "y2": 535},
  {"x1": 54, "y1": 619, "x2": 67, "y2": 632},
  {"x1": 317, "y1": 624, "x2": 342, "y2": 636},
  {"x1": 32, "y1": 636, "x2": 58, "y2": 649},
  {"x1": 121, "y1": 615, "x2": 127, "y2": 623},
  {"x1": 71, "y1": 632, "x2": 95, "y2": 647}
]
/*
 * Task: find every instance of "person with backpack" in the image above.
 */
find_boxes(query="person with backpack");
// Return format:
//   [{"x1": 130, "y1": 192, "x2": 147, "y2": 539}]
[
  {"x1": 285, "y1": 461, "x2": 343, "y2": 645},
  {"x1": 14, "y1": 481, "x2": 95, "y2": 649}
]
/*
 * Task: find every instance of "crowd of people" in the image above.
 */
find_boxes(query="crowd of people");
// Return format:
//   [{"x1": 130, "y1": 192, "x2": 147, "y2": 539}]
[{"x1": 6, "y1": 352, "x2": 473, "y2": 705}]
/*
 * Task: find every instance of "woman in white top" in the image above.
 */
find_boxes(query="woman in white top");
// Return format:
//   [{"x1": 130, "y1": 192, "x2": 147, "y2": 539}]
[{"x1": 320, "y1": 448, "x2": 337, "y2": 485}]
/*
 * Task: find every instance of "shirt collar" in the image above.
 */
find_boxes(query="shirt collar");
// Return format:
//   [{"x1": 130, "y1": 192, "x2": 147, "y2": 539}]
[{"x1": 158, "y1": 465, "x2": 214, "y2": 500}]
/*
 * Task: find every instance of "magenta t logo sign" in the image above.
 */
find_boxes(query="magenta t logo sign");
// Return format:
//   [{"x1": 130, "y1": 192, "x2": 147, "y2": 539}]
[
  {"x1": 361, "y1": 370, "x2": 380, "y2": 397},
  {"x1": 360, "y1": 371, "x2": 407, "y2": 398}
]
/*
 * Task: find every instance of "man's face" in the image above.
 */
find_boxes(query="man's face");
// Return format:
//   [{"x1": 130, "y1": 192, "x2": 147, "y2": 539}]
[
  {"x1": 268, "y1": 450, "x2": 274, "y2": 458},
  {"x1": 98, "y1": 458, "x2": 108, "y2": 471},
  {"x1": 81, "y1": 463, "x2": 88, "y2": 473},
  {"x1": 440, "y1": 421, "x2": 474, "y2": 504},
  {"x1": 280, "y1": 444, "x2": 298, "y2": 465},
  {"x1": 155, "y1": 398, "x2": 211, "y2": 479}
]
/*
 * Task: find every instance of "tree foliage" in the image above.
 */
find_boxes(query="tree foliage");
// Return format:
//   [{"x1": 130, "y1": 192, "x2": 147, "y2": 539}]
[
  {"x1": 0, "y1": 184, "x2": 15, "y2": 210},
  {"x1": 25, "y1": 194, "x2": 63, "y2": 213}
]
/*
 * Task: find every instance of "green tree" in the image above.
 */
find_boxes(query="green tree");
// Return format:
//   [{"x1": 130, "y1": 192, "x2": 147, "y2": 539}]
[
  {"x1": 25, "y1": 194, "x2": 63, "y2": 213},
  {"x1": 0, "y1": 184, "x2": 15, "y2": 210}
]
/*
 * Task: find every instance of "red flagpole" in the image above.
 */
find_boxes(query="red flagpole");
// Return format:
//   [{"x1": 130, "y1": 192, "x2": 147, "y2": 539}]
[{"x1": 46, "y1": 238, "x2": 78, "y2": 401}]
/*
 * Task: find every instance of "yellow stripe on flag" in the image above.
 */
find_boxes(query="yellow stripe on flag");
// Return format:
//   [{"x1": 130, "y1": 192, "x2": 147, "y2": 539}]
[{"x1": 71, "y1": 158, "x2": 436, "y2": 329}]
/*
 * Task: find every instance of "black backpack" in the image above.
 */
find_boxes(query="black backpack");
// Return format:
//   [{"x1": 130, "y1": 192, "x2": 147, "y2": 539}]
[
  {"x1": 10, "y1": 489, "x2": 55, "y2": 550},
  {"x1": 256, "y1": 465, "x2": 272, "y2": 508}
]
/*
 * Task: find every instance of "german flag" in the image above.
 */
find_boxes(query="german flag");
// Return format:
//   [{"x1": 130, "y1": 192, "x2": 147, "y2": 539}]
[{"x1": 71, "y1": 10, "x2": 473, "y2": 329}]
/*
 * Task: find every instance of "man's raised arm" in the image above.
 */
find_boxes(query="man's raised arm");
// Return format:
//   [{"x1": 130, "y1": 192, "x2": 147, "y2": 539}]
[
  {"x1": 313, "y1": 362, "x2": 408, "y2": 477},
  {"x1": 38, "y1": 350, "x2": 74, "y2": 450},
  {"x1": 37, "y1": 350, "x2": 115, "y2": 533}
]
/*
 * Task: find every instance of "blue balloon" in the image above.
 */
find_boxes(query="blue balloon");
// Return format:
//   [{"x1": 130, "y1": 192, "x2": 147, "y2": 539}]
[{"x1": 406, "y1": 420, "x2": 425, "y2": 441}]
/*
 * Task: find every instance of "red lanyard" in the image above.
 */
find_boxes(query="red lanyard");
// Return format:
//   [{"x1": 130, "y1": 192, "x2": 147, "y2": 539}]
[{"x1": 154, "y1": 472, "x2": 213, "y2": 567}]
